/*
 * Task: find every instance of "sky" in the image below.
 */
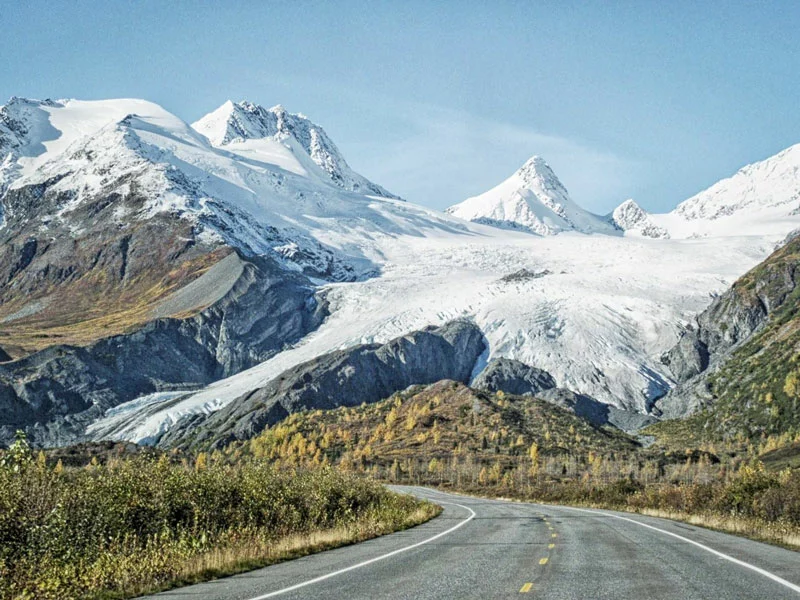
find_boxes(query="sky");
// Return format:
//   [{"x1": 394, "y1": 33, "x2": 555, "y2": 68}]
[{"x1": 1, "y1": 1, "x2": 799, "y2": 213}]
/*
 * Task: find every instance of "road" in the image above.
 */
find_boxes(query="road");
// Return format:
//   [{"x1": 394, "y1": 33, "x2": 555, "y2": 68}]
[{"x1": 143, "y1": 486, "x2": 800, "y2": 599}]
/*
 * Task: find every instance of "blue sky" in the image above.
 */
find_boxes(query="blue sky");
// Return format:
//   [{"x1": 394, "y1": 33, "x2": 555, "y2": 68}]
[{"x1": 2, "y1": 1, "x2": 799, "y2": 213}]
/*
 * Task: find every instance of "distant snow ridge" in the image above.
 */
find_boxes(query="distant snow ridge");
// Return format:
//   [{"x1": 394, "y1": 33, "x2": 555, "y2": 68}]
[
  {"x1": 446, "y1": 156, "x2": 618, "y2": 236},
  {"x1": 675, "y1": 143, "x2": 800, "y2": 220},
  {"x1": 193, "y1": 100, "x2": 399, "y2": 199},
  {"x1": 611, "y1": 199, "x2": 670, "y2": 239}
]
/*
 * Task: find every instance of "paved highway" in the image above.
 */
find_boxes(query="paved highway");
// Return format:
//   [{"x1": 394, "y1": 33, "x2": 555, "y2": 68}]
[{"x1": 143, "y1": 486, "x2": 800, "y2": 599}]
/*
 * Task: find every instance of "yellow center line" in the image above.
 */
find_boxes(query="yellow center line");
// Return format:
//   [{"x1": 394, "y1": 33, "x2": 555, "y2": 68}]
[
  {"x1": 519, "y1": 582, "x2": 533, "y2": 593},
  {"x1": 539, "y1": 557, "x2": 549, "y2": 565},
  {"x1": 551, "y1": 533, "x2": 557, "y2": 538},
  {"x1": 549, "y1": 543, "x2": 555, "y2": 549}
]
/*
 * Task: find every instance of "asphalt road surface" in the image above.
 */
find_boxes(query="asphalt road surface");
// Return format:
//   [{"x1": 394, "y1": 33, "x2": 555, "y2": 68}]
[{"x1": 143, "y1": 486, "x2": 800, "y2": 599}]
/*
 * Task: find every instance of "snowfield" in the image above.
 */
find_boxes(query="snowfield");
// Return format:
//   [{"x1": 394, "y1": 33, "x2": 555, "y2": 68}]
[
  {"x1": 2, "y1": 96, "x2": 800, "y2": 444},
  {"x1": 91, "y1": 222, "x2": 789, "y2": 443}
]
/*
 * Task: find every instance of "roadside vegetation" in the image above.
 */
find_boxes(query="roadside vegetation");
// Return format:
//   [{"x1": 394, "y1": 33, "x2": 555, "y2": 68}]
[
  {"x1": 0, "y1": 432, "x2": 438, "y2": 600},
  {"x1": 3, "y1": 378, "x2": 799, "y2": 599},
  {"x1": 237, "y1": 380, "x2": 800, "y2": 550}
]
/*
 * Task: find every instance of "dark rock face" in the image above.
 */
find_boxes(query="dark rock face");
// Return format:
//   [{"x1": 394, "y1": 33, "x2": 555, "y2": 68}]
[
  {"x1": 473, "y1": 358, "x2": 655, "y2": 432},
  {"x1": 658, "y1": 237, "x2": 800, "y2": 418},
  {"x1": 161, "y1": 320, "x2": 487, "y2": 449},
  {"x1": 0, "y1": 254, "x2": 326, "y2": 447},
  {"x1": 498, "y1": 269, "x2": 551, "y2": 284},
  {"x1": 662, "y1": 334, "x2": 710, "y2": 383},
  {"x1": 535, "y1": 388, "x2": 609, "y2": 427},
  {"x1": 472, "y1": 358, "x2": 556, "y2": 396}
]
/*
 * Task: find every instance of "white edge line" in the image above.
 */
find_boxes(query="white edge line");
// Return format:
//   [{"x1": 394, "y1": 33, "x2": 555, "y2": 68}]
[
  {"x1": 247, "y1": 500, "x2": 475, "y2": 599},
  {"x1": 552, "y1": 505, "x2": 800, "y2": 595}
]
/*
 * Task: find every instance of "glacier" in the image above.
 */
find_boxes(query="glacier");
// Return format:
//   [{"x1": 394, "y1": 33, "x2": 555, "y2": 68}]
[{"x1": 2, "y1": 96, "x2": 800, "y2": 444}]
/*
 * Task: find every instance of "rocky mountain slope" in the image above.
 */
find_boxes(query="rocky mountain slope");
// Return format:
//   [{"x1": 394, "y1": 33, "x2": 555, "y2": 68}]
[
  {"x1": 237, "y1": 378, "x2": 641, "y2": 469},
  {"x1": 0, "y1": 253, "x2": 326, "y2": 446},
  {"x1": 0, "y1": 96, "x2": 422, "y2": 446},
  {"x1": 193, "y1": 100, "x2": 399, "y2": 199},
  {"x1": 609, "y1": 199, "x2": 669, "y2": 239},
  {"x1": 675, "y1": 144, "x2": 800, "y2": 221},
  {"x1": 641, "y1": 145, "x2": 800, "y2": 240},
  {"x1": 656, "y1": 234, "x2": 800, "y2": 440},
  {"x1": 155, "y1": 320, "x2": 486, "y2": 449},
  {"x1": 472, "y1": 358, "x2": 656, "y2": 431}
]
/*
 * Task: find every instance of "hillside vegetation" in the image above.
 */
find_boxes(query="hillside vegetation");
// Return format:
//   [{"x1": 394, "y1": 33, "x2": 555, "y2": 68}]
[
  {"x1": 237, "y1": 380, "x2": 800, "y2": 549},
  {"x1": 238, "y1": 380, "x2": 642, "y2": 480},
  {"x1": 0, "y1": 222, "x2": 229, "y2": 359},
  {"x1": 648, "y1": 237, "x2": 800, "y2": 452}
]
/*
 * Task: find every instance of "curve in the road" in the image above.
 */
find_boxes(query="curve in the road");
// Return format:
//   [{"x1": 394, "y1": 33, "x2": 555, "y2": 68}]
[
  {"x1": 554, "y1": 505, "x2": 800, "y2": 595},
  {"x1": 141, "y1": 486, "x2": 800, "y2": 600},
  {"x1": 247, "y1": 500, "x2": 476, "y2": 600}
]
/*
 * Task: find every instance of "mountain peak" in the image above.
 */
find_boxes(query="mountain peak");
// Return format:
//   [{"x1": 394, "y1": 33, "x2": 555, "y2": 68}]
[
  {"x1": 447, "y1": 156, "x2": 617, "y2": 236},
  {"x1": 520, "y1": 154, "x2": 547, "y2": 170},
  {"x1": 674, "y1": 143, "x2": 800, "y2": 221},
  {"x1": 514, "y1": 155, "x2": 568, "y2": 194},
  {"x1": 610, "y1": 199, "x2": 669, "y2": 239},
  {"x1": 192, "y1": 100, "x2": 399, "y2": 199}
]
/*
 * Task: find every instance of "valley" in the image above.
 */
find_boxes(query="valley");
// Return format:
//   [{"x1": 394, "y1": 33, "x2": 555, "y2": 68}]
[
  {"x1": 4, "y1": 5, "x2": 800, "y2": 599},
  {"x1": 2, "y1": 91, "x2": 800, "y2": 600}
]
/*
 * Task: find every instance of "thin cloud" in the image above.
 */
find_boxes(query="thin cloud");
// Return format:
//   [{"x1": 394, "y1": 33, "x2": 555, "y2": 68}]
[{"x1": 344, "y1": 102, "x2": 644, "y2": 213}]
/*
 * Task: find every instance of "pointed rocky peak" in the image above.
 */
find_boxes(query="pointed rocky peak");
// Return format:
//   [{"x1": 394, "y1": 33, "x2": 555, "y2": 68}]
[
  {"x1": 611, "y1": 199, "x2": 648, "y2": 228},
  {"x1": 192, "y1": 100, "x2": 400, "y2": 199},
  {"x1": 610, "y1": 199, "x2": 670, "y2": 239},
  {"x1": 447, "y1": 155, "x2": 617, "y2": 236},
  {"x1": 515, "y1": 155, "x2": 566, "y2": 191},
  {"x1": 193, "y1": 100, "x2": 326, "y2": 148}
]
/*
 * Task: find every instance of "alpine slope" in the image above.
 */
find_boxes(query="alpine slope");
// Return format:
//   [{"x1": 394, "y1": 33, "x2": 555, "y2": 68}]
[{"x1": 2, "y1": 96, "x2": 800, "y2": 445}]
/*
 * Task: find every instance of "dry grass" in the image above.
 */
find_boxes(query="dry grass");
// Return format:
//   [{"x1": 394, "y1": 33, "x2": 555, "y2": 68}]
[
  {"x1": 0, "y1": 249, "x2": 228, "y2": 357},
  {"x1": 632, "y1": 507, "x2": 800, "y2": 551},
  {"x1": 121, "y1": 504, "x2": 440, "y2": 599}
]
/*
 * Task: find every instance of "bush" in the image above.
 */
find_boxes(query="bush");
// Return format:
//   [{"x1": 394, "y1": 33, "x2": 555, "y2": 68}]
[{"x1": 0, "y1": 447, "x2": 431, "y2": 600}]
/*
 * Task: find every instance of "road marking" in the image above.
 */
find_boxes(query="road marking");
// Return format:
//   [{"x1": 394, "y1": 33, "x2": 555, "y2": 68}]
[
  {"x1": 520, "y1": 582, "x2": 533, "y2": 593},
  {"x1": 548, "y1": 543, "x2": 555, "y2": 549},
  {"x1": 551, "y1": 533, "x2": 557, "y2": 538},
  {"x1": 245, "y1": 500, "x2": 476, "y2": 599},
  {"x1": 539, "y1": 557, "x2": 549, "y2": 565},
  {"x1": 555, "y1": 506, "x2": 800, "y2": 595}
]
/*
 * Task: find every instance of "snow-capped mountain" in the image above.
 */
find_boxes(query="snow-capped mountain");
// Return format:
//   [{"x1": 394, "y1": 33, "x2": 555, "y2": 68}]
[
  {"x1": 3, "y1": 94, "x2": 800, "y2": 448},
  {"x1": 446, "y1": 156, "x2": 619, "y2": 236},
  {"x1": 0, "y1": 98, "x2": 456, "y2": 281},
  {"x1": 610, "y1": 199, "x2": 670, "y2": 239},
  {"x1": 676, "y1": 144, "x2": 800, "y2": 220},
  {"x1": 449, "y1": 145, "x2": 800, "y2": 241},
  {"x1": 634, "y1": 144, "x2": 800, "y2": 240},
  {"x1": 192, "y1": 100, "x2": 399, "y2": 199},
  {"x1": 0, "y1": 95, "x2": 464, "y2": 446}
]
